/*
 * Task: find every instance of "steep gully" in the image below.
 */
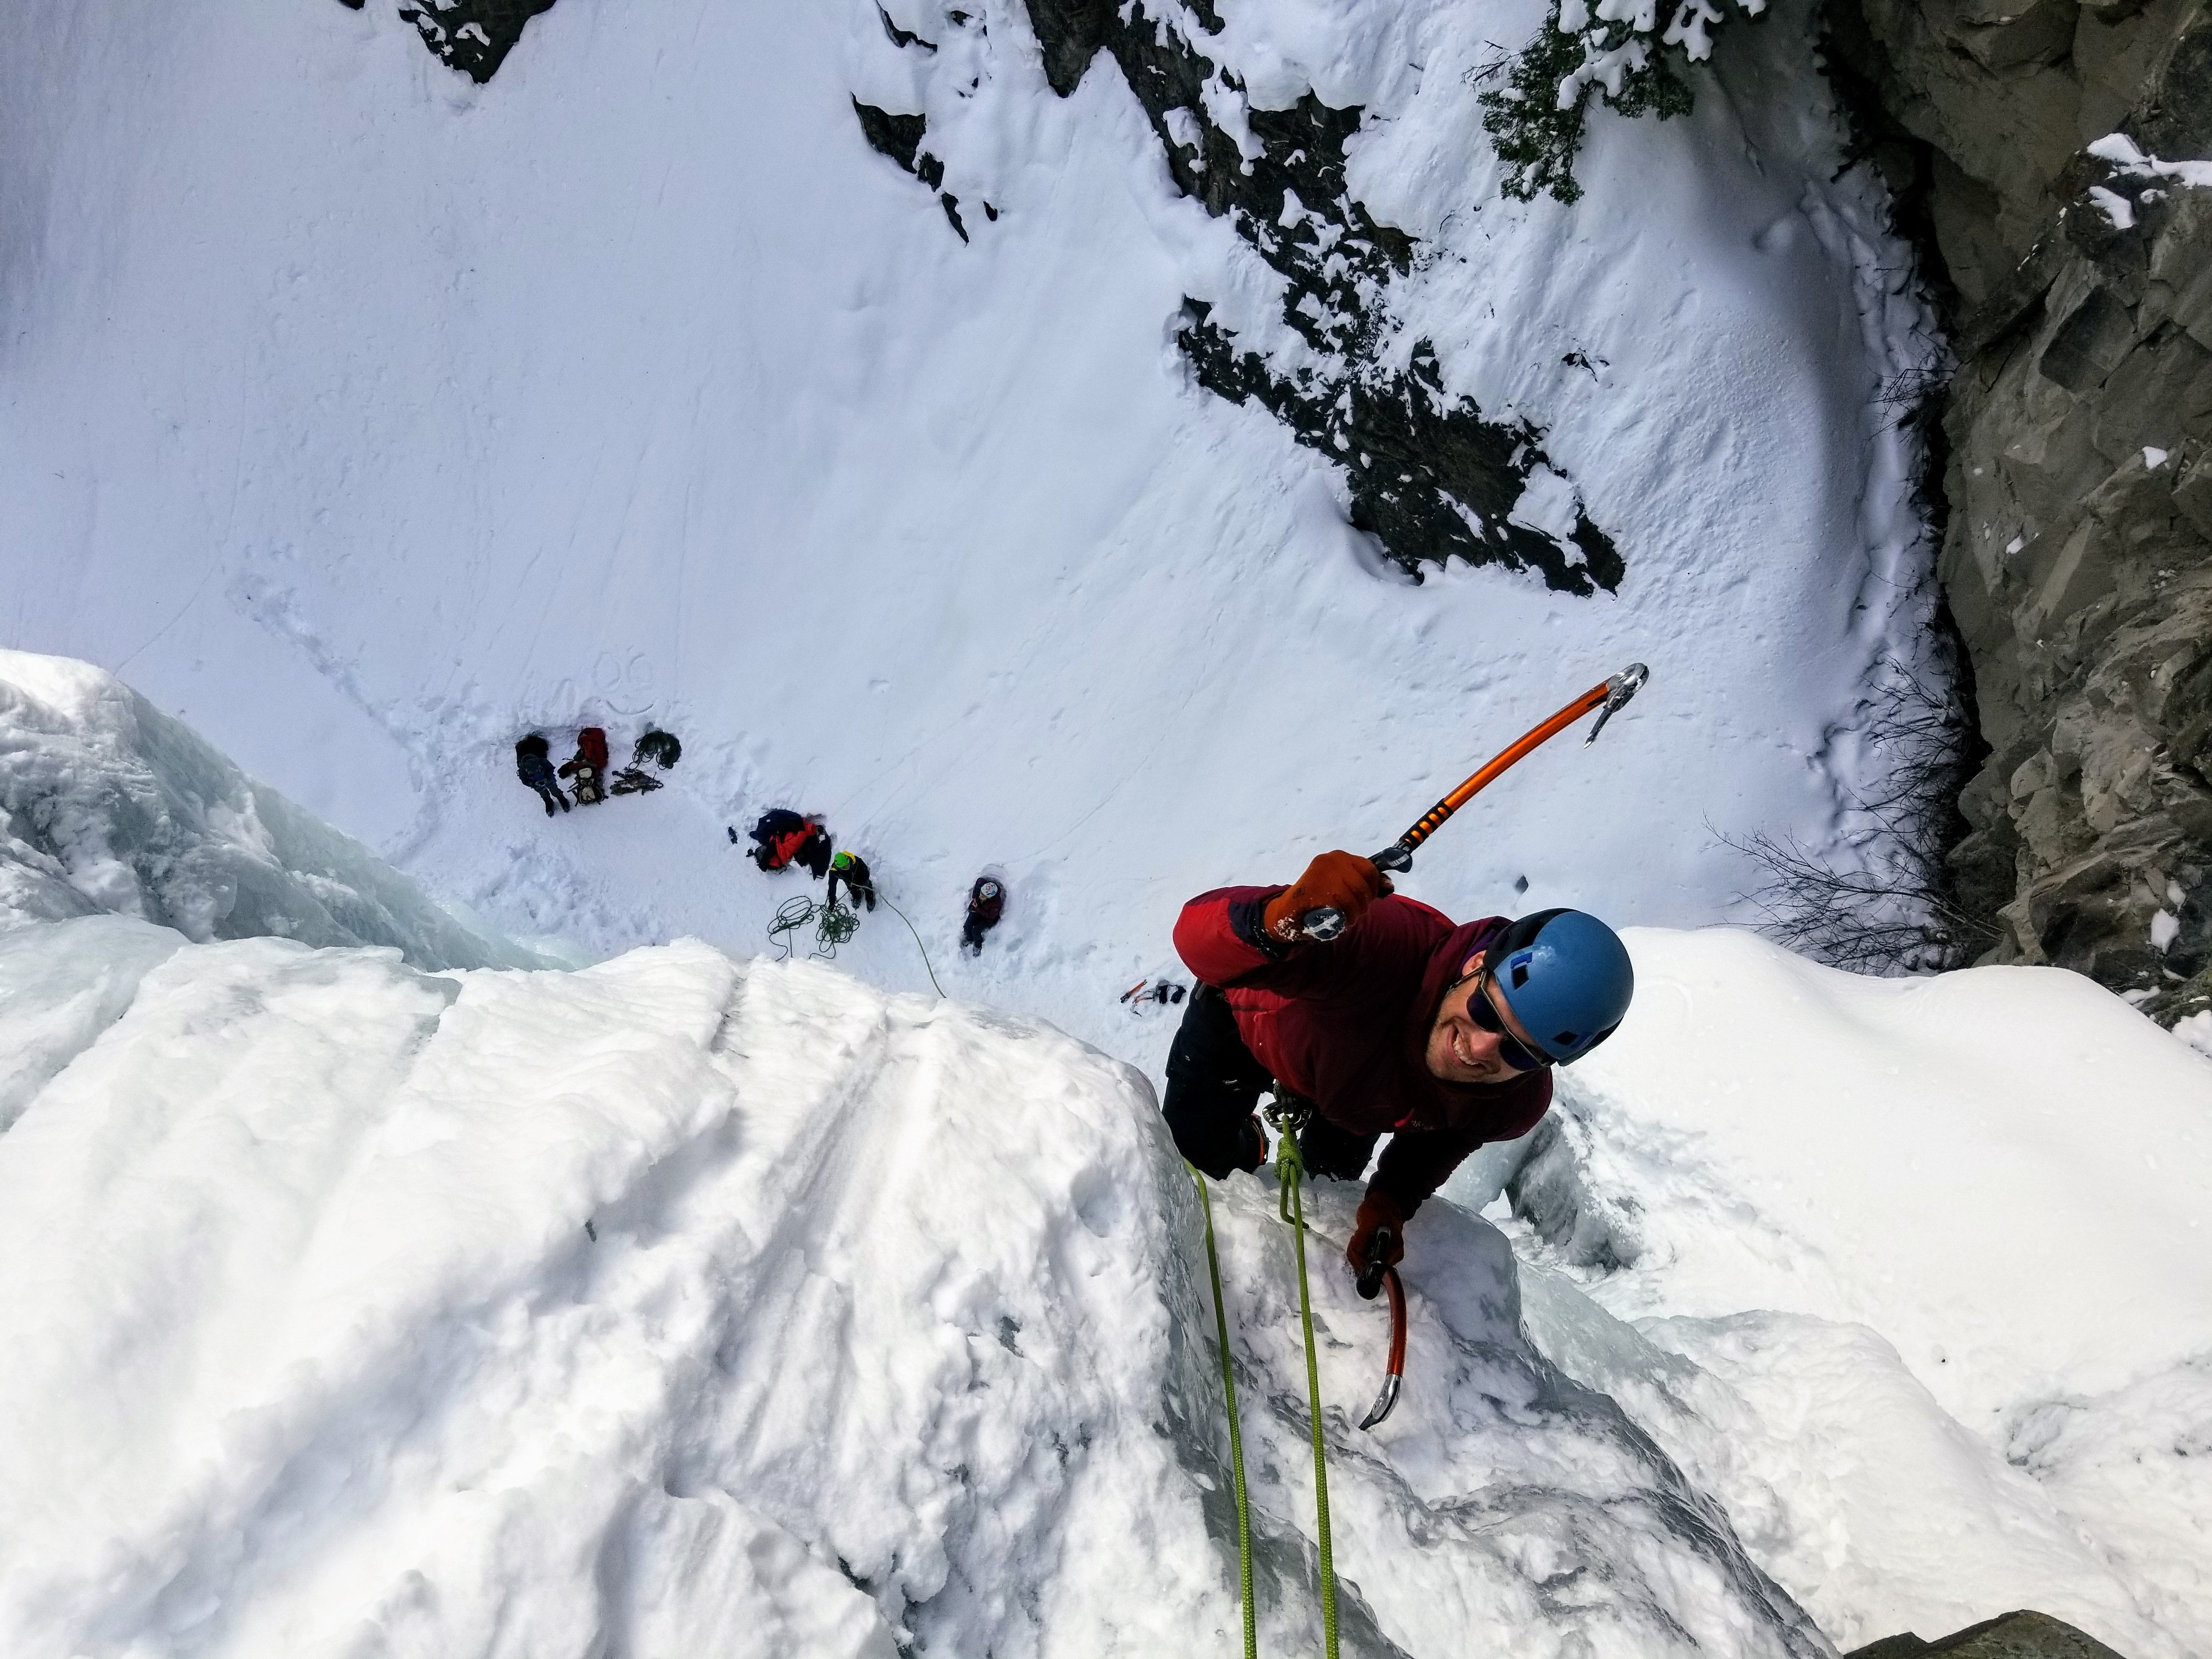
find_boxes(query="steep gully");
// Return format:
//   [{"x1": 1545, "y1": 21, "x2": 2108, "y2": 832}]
[{"x1": 369, "y1": 0, "x2": 2212, "y2": 1020}]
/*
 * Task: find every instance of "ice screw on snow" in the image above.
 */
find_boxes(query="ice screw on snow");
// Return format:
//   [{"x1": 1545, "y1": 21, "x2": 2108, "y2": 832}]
[{"x1": 1300, "y1": 662, "x2": 1651, "y2": 941}]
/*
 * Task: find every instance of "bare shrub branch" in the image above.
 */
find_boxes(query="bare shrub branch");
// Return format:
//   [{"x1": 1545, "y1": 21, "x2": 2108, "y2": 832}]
[{"x1": 1718, "y1": 661, "x2": 2000, "y2": 974}]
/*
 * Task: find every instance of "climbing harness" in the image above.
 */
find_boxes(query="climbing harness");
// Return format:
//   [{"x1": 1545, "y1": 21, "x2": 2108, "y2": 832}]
[
  {"x1": 1299, "y1": 662, "x2": 1652, "y2": 940},
  {"x1": 1188, "y1": 1164, "x2": 1258, "y2": 1659},
  {"x1": 1268, "y1": 1107, "x2": 1341, "y2": 1659}
]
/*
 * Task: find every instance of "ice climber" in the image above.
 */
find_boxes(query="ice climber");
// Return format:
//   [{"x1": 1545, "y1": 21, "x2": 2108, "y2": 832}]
[
  {"x1": 744, "y1": 809, "x2": 833, "y2": 878},
  {"x1": 514, "y1": 733, "x2": 569, "y2": 816},
  {"x1": 1167, "y1": 851, "x2": 1633, "y2": 1278},
  {"x1": 558, "y1": 726, "x2": 611, "y2": 805},
  {"x1": 961, "y1": 876, "x2": 1005, "y2": 955},
  {"x1": 826, "y1": 849, "x2": 876, "y2": 912}
]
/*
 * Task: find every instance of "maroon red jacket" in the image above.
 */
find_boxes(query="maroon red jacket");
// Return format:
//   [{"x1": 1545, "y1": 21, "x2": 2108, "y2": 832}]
[{"x1": 1173, "y1": 887, "x2": 1551, "y2": 1214}]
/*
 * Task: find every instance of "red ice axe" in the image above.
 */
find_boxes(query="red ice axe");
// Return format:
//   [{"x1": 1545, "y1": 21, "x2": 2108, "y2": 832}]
[
  {"x1": 1300, "y1": 663, "x2": 1650, "y2": 941},
  {"x1": 1355, "y1": 1231, "x2": 1408, "y2": 1431}
]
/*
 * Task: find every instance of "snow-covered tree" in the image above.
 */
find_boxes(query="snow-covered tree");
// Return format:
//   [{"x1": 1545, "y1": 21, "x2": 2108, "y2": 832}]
[{"x1": 1482, "y1": 0, "x2": 1769, "y2": 203}]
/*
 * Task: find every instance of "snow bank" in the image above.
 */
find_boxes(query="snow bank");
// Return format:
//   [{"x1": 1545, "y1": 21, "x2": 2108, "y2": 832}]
[
  {"x1": 1454, "y1": 927, "x2": 2212, "y2": 1655},
  {"x1": 0, "y1": 651, "x2": 535, "y2": 970},
  {"x1": 0, "y1": 913, "x2": 181, "y2": 1134},
  {"x1": 0, "y1": 923, "x2": 1826, "y2": 1658}
]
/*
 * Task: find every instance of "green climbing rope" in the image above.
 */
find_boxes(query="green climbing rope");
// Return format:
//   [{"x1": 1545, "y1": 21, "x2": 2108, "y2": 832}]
[
  {"x1": 1188, "y1": 1164, "x2": 1258, "y2": 1659},
  {"x1": 767, "y1": 895, "x2": 817, "y2": 960},
  {"x1": 873, "y1": 891, "x2": 946, "y2": 998},
  {"x1": 1277, "y1": 1131, "x2": 1341, "y2": 1659},
  {"x1": 765, "y1": 889, "x2": 940, "y2": 996},
  {"x1": 815, "y1": 898, "x2": 861, "y2": 949}
]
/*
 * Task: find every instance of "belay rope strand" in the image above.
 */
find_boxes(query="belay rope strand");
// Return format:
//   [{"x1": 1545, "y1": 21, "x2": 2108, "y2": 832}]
[
  {"x1": 872, "y1": 891, "x2": 945, "y2": 998},
  {"x1": 1186, "y1": 1122, "x2": 1346, "y2": 1659},
  {"x1": 1188, "y1": 1164, "x2": 1258, "y2": 1659},
  {"x1": 1276, "y1": 1127, "x2": 1341, "y2": 1659},
  {"x1": 764, "y1": 890, "x2": 944, "y2": 998},
  {"x1": 766, "y1": 894, "x2": 856, "y2": 960}
]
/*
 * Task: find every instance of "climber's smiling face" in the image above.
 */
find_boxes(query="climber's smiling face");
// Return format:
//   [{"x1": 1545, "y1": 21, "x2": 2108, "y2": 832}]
[{"x1": 1425, "y1": 950, "x2": 1546, "y2": 1084}]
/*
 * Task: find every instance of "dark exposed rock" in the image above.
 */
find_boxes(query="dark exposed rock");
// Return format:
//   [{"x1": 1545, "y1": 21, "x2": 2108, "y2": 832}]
[
  {"x1": 996, "y1": 0, "x2": 1620, "y2": 590},
  {"x1": 876, "y1": 3, "x2": 936, "y2": 52},
  {"x1": 851, "y1": 100, "x2": 970, "y2": 243},
  {"x1": 393, "y1": 0, "x2": 557, "y2": 83},
  {"x1": 853, "y1": 103, "x2": 933, "y2": 181},
  {"x1": 1846, "y1": 1608, "x2": 2129, "y2": 1658},
  {"x1": 1831, "y1": 1, "x2": 2212, "y2": 1021},
  {"x1": 1178, "y1": 317, "x2": 1622, "y2": 593}
]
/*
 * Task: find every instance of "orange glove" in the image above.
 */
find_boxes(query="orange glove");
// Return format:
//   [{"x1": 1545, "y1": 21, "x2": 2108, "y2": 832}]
[
  {"x1": 1346, "y1": 1186, "x2": 1406, "y2": 1279},
  {"x1": 1261, "y1": 851, "x2": 1392, "y2": 945}
]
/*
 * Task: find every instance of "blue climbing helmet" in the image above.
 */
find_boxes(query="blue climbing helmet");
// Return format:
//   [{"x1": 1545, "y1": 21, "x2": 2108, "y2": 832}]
[{"x1": 1486, "y1": 908, "x2": 1634, "y2": 1065}]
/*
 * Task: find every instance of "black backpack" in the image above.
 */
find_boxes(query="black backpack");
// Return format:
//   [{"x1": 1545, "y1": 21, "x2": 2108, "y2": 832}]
[{"x1": 751, "y1": 808, "x2": 806, "y2": 847}]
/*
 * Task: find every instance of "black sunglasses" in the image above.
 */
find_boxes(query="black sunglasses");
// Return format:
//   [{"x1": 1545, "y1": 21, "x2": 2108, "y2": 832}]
[{"x1": 1464, "y1": 973, "x2": 1553, "y2": 1073}]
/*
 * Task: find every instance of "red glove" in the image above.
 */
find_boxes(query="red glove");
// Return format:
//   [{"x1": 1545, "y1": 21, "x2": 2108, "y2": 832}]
[
  {"x1": 1346, "y1": 1186, "x2": 1406, "y2": 1276},
  {"x1": 1261, "y1": 851, "x2": 1392, "y2": 945}
]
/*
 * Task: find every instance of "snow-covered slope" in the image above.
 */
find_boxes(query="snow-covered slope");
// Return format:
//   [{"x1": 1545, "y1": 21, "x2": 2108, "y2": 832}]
[
  {"x1": 0, "y1": 926, "x2": 1825, "y2": 1659},
  {"x1": 5, "y1": 0, "x2": 2204, "y2": 1652},
  {"x1": 0, "y1": 693, "x2": 2203, "y2": 1657},
  {"x1": 1452, "y1": 929, "x2": 2212, "y2": 1655},
  {"x1": 0, "y1": 0, "x2": 1938, "y2": 1060},
  {"x1": 0, "y1": 651, "x2": 536, "y2": 970}
]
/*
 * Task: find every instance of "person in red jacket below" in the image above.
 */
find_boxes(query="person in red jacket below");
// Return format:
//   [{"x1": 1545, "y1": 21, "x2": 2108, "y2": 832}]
[{"x1": 1169, "y1": 850, "x2": 1635, "y2": 1279}]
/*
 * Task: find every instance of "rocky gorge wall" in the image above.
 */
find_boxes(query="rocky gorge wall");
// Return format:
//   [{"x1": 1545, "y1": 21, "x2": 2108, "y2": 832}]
[{"x1": 1829, "y1": 1, "x2": 2212, "y2": 1023}]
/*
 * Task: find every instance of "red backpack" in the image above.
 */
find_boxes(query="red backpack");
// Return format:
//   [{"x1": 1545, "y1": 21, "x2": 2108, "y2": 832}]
[
  {"x1": 577, "y1": 726, "x2": 611, "y2": 769},
  {"x1": 764, "y1": 820, "x2": 818, "y2": 870}
]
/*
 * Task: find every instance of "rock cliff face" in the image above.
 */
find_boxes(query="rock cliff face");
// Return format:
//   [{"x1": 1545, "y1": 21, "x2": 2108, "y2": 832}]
[
  {"x1": 1849, "y1": 1619, "x2": 2123, "y2": 1654},
  {"x1": 1847, "y1": 1607, "x2": 2126, "y2": 1658},
  {"x1": 1830, "y1": 1, "x2": 2212, "y2": 1023}
]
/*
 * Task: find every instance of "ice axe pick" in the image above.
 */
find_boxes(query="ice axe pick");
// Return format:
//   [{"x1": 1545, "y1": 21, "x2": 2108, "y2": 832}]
[
  {"x1": 1355, "y1": 1229, "x2": 1408, "y2": 1431},
  {"x1": 1300, "y1": 663, "x2": 1650, "y2": 941}
]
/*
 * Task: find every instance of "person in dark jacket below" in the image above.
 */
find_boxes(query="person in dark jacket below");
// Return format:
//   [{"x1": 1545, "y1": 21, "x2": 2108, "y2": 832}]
[
  {"x1": 558, "y1": 726, "x2": 611, "y2": 805},
  {"x1": 514, "y1": 733, "x2": 569, "y2": 816},
  {"x1": 743, "y1": 809, "x2": 833, "y2": 878},
  {"x1": 1169, "y1": 851, "x2": 1633, "y2": 1278},
  {"x1": 962, "y1": 876, "x2": 1005, "y2": 955},
  {"x1": 826, "y1": 849, "x2": 876, "y2": 911}
]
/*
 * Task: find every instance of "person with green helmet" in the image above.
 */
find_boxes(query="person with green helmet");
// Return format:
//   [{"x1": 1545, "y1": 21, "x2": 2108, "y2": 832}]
[
  {"x1": 826, "y1": 849, "x2": 876, "y2": 913},
  {"x1": 1167, "y1": 850, "x2": 1634, "y2": 1281}
]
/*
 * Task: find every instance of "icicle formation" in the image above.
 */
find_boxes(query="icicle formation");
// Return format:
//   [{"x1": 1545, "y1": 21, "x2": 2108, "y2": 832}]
[{"x1": 1481, "y1": 0, "x2": 1768, "y2": 204}]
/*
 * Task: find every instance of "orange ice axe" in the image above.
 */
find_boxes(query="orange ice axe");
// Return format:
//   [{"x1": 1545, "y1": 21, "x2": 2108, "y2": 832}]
[{"x1": 1300, "y1": 663, "x2": 1650, "y2": 941}]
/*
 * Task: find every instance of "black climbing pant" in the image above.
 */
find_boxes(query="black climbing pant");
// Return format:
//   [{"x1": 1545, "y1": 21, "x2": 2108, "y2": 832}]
[{"x1": 1161, "y1": 985, "x2": 1380, "y2": 1181}]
